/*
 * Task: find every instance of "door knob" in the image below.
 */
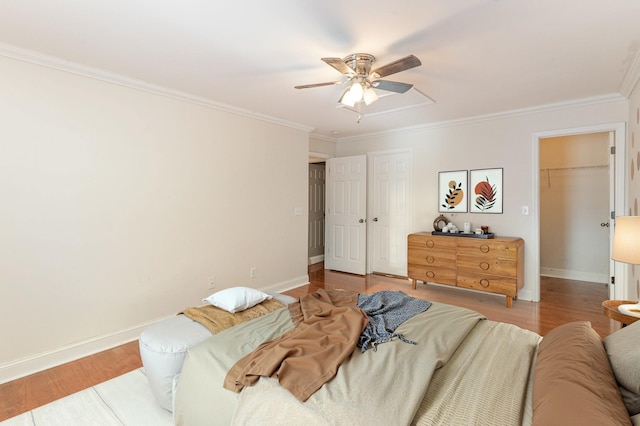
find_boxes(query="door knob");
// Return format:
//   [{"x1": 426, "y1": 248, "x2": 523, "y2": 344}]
[
  {"x1": 373, "y1": 217, "x2": 378, "y2": 222},
  {"x1": 359, "y1": 219, "x2": 365, "y2": 223}
]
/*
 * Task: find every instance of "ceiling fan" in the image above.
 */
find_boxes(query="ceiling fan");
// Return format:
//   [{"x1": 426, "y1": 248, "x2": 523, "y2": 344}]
[{"x1": 295, "y1": 53, "x2": 421, "y2": 107}]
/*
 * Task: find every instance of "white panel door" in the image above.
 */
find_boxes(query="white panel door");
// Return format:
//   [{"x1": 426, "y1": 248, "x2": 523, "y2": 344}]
[
  {"x1": 370, "y1": 151, "x2": 412, "y2": 276},
  {"x1": 325, "y1": 155, "x2": 367, "y2": 275}
]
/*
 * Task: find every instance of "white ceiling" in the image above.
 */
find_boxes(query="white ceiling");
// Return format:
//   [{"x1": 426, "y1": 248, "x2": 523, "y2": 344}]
[{"x1": 1, "y1": 0, "x2": 639, "y2": 139}]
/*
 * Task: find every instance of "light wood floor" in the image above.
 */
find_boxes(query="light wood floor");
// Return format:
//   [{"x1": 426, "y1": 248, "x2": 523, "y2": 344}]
[{"x1": 0, "y1": 266, "x2": 618, "y2": 422}]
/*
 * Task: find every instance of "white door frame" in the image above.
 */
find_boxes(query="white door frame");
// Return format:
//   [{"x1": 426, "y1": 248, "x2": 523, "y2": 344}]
[
  {"x1": 309, "y1": 151, "x2": 333, "y2": 162},
  {"x1": 532, "y1": 122, "x2": 627, "y2": 301}
]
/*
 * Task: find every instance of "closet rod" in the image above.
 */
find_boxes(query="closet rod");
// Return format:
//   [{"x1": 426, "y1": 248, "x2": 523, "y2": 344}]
[{"x1": 540, "y1": 164, "x2": 608, "y2": 172}]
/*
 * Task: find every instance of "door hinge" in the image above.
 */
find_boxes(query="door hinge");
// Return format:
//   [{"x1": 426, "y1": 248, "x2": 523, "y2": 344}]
[
  {"x1": 611, "y1": 146, "x2": 616, "y2": 155},
  {"x1": 611, "y1": 276, "x2": 615, "y2": 285},
  {"x1": 611, "y1": 211, "x2": 615, "y2": 220}
]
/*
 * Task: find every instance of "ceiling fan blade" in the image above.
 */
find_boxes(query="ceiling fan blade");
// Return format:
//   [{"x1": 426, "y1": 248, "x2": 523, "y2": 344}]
[
  {"x1": 322, "y1": 57, "x2": 355, "y2": 75},
  {"x1": 295, "y1": 81, "x2": 343, "y2": 89},
  {"x1": 371, "y1": 80, "x2": 414, "y2": 93},
  {"x1": 371, "y1": 55, "x2": 421, "y2": 78}
]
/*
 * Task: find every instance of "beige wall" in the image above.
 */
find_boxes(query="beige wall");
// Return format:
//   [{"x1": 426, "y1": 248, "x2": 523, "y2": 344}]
[
  {"x1": 540, "y1": 134, "x2": 610, "y2": 168},
  {"x1": 336, "y1": 100, "x2": 629, "y2": 302},
  {"x1": 309, "y1": 135, "x2": 336, "y2": 160},
  {"x1": 0, "y1": 56, "x2": 309, "y2": 381}
]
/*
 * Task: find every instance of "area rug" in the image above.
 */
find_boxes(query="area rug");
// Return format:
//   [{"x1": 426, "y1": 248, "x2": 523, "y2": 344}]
[{"x1": 1, "y1": 368, "x2": 172, "y2": 426}]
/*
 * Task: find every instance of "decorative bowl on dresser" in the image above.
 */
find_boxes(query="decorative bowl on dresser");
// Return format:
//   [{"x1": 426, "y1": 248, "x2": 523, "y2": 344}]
[{"x1": 408, "y1": 232, "x2": 524, "y2": 307}]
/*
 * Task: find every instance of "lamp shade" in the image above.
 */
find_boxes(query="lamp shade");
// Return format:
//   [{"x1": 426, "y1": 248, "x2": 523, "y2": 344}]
[{"x1": 612, "y1": 216, "x2": 640, "y2": 264}]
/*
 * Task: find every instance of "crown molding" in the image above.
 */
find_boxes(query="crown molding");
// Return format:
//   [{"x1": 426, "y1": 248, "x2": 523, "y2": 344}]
[
  {"x1": 620, "y1": 47, "x2": 640, "y2": 98},
  {"x1": 309, "y1": 132, "x2": 338, "y2": 142},
  {"x1": 2, "y1": 42, "x2": 631, "y2": 142},
  {"x1": 0, "y1": 43, "x2": 314, "y2": 134}
]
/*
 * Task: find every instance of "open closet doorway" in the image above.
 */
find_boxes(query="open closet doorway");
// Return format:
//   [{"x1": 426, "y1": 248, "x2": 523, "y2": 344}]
[
  {"x1": 534, "y1": 122, "x2": 626, "y2": 302},
  {"x1": 539, "y1": 133, "x2": 610, "y2": 283},
  {"x1": 308, "y1": 161, "x2": 326, "y2": 266}
]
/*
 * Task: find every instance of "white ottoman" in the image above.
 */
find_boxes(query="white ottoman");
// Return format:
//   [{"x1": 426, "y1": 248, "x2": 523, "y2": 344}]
[{"x1": 139, "y1": 292, "x2": 296, "y2": 411}]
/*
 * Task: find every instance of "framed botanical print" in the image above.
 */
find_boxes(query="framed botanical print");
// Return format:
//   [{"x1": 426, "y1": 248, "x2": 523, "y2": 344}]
[
  {"x1": 438, "y1": 170, "x2": 468, "y2": 213},
  {"x1": 470, "y1": 168, "x2": 503, "y2": 213}
]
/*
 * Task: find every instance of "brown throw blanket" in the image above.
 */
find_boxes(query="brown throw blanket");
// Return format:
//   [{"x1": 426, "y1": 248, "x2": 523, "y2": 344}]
[
  {"x1": 181, "y1": 298, "x2": 284, "y2": 334},
  {"x1": 224, "y1": 289, "x2": 368, "y2": 401}
]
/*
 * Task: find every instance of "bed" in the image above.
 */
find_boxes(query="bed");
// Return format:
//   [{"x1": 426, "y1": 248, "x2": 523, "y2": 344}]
[{"x1": 162, "y1": 288, "x2": 638, "y2": 425}]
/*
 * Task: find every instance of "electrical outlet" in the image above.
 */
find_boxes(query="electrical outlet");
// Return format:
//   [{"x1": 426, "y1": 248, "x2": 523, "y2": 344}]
[
  {"x1": 250, "y1": 267, "x2": 256, "y2": 278},
  {"x1": 208, "y1": 276, "x2": 216, "y2": 290}
]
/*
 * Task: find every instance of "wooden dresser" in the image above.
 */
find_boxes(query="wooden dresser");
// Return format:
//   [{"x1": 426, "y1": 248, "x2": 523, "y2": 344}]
[{"x1": 408, "y1": 232, "x2": 524, "y2": 307}]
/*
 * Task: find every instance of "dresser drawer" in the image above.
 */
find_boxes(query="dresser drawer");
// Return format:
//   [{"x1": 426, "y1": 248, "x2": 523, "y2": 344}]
[
  {"x1": 409, "y1": 248, "x2": 456, "y2": 267},
  {"x1": 456, "y1": 271, "x2": 518, "y2": 296},
  {"x1": 408, "y1": 234, "x2": 456, "y2": 252},
  {"x1": 456, "y1": 239, "x2": 520, "y2": 260},
  {"x1": 408, "y1": 264, "x2": 456, "y2": 285},
  {"x1": 456, "y1": 255, "x2": 517, "y2": 277}
]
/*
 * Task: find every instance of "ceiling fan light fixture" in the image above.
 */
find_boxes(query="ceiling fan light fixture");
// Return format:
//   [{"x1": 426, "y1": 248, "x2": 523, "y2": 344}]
[
  {"x1": 339, "y1": 87, "x2": 356, "y2": 107},
  {"x1": 349, "y1": 81, "x2": 364, "y2": 102},
  {"x1": 363, "y1": 87, "x2": 378, "y2": 105}
]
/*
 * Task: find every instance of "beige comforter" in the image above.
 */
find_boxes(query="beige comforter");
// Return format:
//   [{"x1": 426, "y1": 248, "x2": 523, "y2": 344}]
[
  {"x1": 413, "y1": 320, "x2": 540, "y2": 425},
  {"x1": 174, "y1": 302, "x2": 539, "y2": 426}
]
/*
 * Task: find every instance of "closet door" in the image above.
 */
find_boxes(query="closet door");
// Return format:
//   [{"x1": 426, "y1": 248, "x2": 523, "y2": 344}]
[
  {"x1": 370, "y1": 150, "x2": 412, "y2": 276},
  {"x1": 324, "y1": 155, "x2": 367, "y2": 275}
]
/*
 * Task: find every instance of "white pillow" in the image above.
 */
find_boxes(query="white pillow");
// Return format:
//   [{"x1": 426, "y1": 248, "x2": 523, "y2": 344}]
[{"x1": 203, "y1": 287, "x2": 272, "y2": 313}]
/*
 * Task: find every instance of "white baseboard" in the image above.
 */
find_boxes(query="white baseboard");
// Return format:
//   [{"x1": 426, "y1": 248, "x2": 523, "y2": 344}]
[
  {"x1": 264, "y1": 274, "x2": 310, "y2": 293},
  {"x1": 308, "y1": 255, "x2": 324, "y2": 265},
  {"x1": 0, "y1": 317, "x2": 170, "y2": 385},
  {"x1": 517, "y1": 288, "x2": 535, "y2": 302},
  {"x1": 540, "y1": 267, "x2": 608, "y2": 284}
]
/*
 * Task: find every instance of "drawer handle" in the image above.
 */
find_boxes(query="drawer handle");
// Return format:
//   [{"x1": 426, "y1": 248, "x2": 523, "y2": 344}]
[
  {"x1": 479, "y1": 278, "x2": 490, "y2": 288},
  {"x1": 479, "y1": 262, "x2": 490, "y2": 270},
  {"x1": 425, "y1": 271, "x2": 435, "y2": 279},
  {"x1": 426, "y1": 255, "x2": 435, "y2": 264},
  {"x1": 480, "y1": 244, "x2": 490, "y2": 253},
  {"x1": 426, "y1": 240, "x2": 435, "y2": 248}
]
